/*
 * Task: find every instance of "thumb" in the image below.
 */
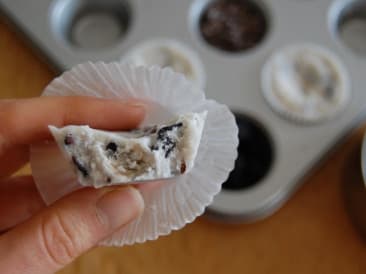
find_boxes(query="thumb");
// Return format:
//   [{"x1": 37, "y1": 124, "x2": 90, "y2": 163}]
[{"x1": 0, "y1": 186, "x2": 144, "y2": 274}]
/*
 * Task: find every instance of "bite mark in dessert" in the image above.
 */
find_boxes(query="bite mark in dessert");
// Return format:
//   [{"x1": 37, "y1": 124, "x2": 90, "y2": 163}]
[{"x1": 50, "y1": 112, "x2": 207, "y2": 187}]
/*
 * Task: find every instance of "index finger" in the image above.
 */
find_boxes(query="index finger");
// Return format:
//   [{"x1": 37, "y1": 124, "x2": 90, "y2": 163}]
[{"x1": 0, "y1": 96, "x2": 145, "y2": 148}]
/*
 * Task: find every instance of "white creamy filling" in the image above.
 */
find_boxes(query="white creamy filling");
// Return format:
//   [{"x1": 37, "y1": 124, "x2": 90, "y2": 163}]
[
  {"x1": 270, "y1": 47, "x2": 347, "y2": 118},
  {"x1": 50, "y1": 111, "x2": 207, "y2": 187}
]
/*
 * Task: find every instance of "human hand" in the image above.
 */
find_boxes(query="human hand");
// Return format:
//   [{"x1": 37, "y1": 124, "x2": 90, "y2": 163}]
[{"x1": 0, "y1": 96, "x2": 146, "y2": 274}]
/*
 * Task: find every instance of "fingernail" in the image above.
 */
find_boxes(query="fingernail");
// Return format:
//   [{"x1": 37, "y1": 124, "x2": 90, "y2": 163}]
[
  {"x1": 129, "y1": 102, "x2": 147, "y2": 109},
  {"x1": 96, "y1": 187, "x2": 144, "y2": 230},
  {"x1": 124, "y1": 100, "x2": 148, "y2": 111}
]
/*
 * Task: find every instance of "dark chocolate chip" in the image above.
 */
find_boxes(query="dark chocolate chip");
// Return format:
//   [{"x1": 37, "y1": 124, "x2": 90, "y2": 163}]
[
  {"x1": 64, "y1": 134, "x2": 74, "y2": 145},
  {"x1": 72, "y1": 156, "x2": 89, "y2": 177},
  {"x1": 151, "y1": 122, "x2": 183, "y2": 158},
  {"x1": 150, "y1": 144, "x2": 158, "y2": 151},
  {"x1": 180, "y1": 162, "x2": 186, "y2": 174},
  {"x1": 106, "y1": 177, "x2": 111, "y2": 183},
  {"x1": 157, "y1": 122, "x2": 183, "y2": 140},
  {"x1": 151, "y1": 138, "x2": 177, "y2": 157},
  {"x1": 106, "y1": 142, "x2": 117, "y2": 152},
  {"x1": 163, "y1": 138, "x2": 176, "y2": 158}
]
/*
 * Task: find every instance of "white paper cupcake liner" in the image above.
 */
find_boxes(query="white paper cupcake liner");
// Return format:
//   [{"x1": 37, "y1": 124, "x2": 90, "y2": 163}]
[
  {"x1": 121, "y1": 38, "x2": 206, "y2": 89},
  {"x1": 261, "y1": 43, "x2": 351, "y2": 124},
  {"x1": 30, "y1": 62, "x2": 238, "y2": 246}
]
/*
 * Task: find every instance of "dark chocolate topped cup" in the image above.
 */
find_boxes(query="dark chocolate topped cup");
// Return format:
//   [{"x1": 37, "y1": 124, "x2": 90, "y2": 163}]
[{"x1": 199, "y1": 0, "x2": 268, "y2": 53}]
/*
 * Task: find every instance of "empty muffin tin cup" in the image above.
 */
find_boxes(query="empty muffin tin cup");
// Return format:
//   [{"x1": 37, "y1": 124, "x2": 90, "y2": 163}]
[
  {"x1": 331, "y1": 0, "x2": 366, "y2": 56},
  {"x1": 121, "y1": 39, "x2": 206, "y2": 88},
  {"x1": 261, "y1": 43, "x2": 351, "y2": 124},
  {"x1": 50, "y1": 0, "x2": 132, "y2": 49},
  {"x1": 206, "y1": 112, "x2": 274, "y2": 222},
  {"x1": 222, "y1": 112, "x2": 273, "y2": 191}
]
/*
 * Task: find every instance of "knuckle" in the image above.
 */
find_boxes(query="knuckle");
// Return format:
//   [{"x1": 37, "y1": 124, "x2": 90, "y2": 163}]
[{"x1": 39, "y1": 211, "x2": 80, "y2": 267}]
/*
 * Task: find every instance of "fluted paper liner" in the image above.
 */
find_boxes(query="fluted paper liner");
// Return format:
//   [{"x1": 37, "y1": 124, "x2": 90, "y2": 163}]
[
  {"x1": 121, "y1": 38, "x2": 206, "y2": 89},
  {"x1": 30, "y1": 62, "x2": 238, "y2": 246}
]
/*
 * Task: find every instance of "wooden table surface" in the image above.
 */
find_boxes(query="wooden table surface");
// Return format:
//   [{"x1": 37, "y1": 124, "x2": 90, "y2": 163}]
[{"x1": 1, "y1": 18, "x2": 366, "y2": 274}]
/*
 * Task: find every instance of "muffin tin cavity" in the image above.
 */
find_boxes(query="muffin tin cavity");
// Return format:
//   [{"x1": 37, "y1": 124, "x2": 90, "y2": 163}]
[
  {"x1": 121, "y1": 39, "x2": 206, "y2": 88},
  {"x1": 50, "y1": 0, "x2": 132, "y2": 49},
  {"x1": 331, "y1": 0, "x2": 366, "y2": 56},
  {"x1": 198, "y1": 0, "x2": 269, "y2": 53},
  {"x1": 222, "y1": 113, "x2": 274, "y2": 190}
]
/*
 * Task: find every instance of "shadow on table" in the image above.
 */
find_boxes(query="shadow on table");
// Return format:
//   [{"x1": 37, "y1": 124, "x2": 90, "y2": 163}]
[{"x1": 342, "y1": 136, "x2": 366, "y2": 244}]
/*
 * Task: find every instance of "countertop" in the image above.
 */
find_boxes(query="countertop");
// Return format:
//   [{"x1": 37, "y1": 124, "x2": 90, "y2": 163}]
[{"x1": 1, "y1": 18, "x2": 366, "y2": 274}]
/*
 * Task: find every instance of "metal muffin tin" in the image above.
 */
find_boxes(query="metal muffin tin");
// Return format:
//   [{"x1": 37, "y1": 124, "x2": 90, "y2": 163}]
[{"x1": 1, "y1": 0, "x2": 366, "y2": 222}]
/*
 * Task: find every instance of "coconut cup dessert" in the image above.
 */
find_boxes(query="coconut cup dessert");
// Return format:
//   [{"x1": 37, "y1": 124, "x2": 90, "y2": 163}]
[
  {"x1": 30, "y1": 62, "x2": 238, "y2": 246},
  {"x1": 261, "y1": 43, "x2": 351, "y2": 123}
]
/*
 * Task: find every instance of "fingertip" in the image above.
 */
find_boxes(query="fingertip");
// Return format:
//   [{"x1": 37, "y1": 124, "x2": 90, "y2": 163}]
[
  {"x1": 128, "y1": 187, "x2": 145, "y2": 216},
  {"x1": 96, "y1": 186, "x2": 144, "y2": 230}
]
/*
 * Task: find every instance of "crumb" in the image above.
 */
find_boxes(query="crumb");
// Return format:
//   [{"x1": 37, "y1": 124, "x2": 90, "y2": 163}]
[
  {"x1": 180, "y1": 162, "x2": 186, "y2": 174},
  {"x1": 64, "y1": 134, "x2": 74, "y2": 145}
]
